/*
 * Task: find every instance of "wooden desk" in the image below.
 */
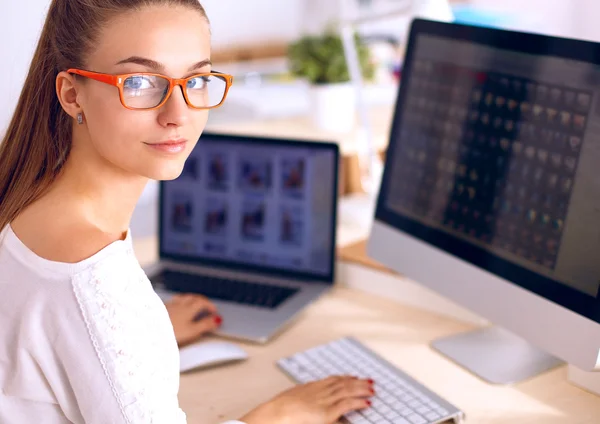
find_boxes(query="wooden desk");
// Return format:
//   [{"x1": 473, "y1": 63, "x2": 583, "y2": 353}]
[
  {"x1": 133, "y1": 238, "x2": 600, "y2": 423},
  {"x1": 176, "y1": 288, "x2": 600, "y2": 424}
]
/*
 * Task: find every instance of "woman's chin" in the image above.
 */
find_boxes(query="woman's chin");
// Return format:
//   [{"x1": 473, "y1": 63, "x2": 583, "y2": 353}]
[{"x1": 144, "y1": 164, "x2": 186, "y2": 181}]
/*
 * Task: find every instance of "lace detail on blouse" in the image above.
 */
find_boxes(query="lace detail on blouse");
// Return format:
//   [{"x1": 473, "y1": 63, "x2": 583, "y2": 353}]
[{"x1": 71, "y1": 246, "x2": 186, "y2": 423}]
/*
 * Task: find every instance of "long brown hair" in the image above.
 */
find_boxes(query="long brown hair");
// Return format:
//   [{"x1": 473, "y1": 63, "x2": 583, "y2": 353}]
[{"x1": 0, "y1": 0, "x2": 208, "y2": 231}]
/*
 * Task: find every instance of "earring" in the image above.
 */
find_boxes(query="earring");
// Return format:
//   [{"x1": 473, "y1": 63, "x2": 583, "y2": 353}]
[{"x1": 77, "y1": 113, "x2": 83, "y2": 125}]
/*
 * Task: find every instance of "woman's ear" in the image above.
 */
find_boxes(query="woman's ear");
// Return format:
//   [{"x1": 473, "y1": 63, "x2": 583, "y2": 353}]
[{"x1": 56, "y1": 71, "x2": 83, "y2": 120}]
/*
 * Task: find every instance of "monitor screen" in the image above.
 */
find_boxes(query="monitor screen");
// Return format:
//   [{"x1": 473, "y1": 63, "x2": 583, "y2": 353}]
[
  {"x1": 376, "y1": 21, "x2": 600, "y2": 321},
  {"x1": 160, "y1": 133, "x2": 339, "y2": 282}
]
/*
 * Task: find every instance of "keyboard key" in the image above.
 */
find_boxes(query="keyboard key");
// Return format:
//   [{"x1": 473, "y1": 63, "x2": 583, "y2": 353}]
[
  {"x1": 416, "y1": 406, "x2": 430, "y2": 415},
  {"x1": 399, "y1": 407, "x2": 413, "y2": 417},
  {"x1": 400, "y1": 394, "x2": 413, "y2": 402},
  {"x1": 435, "y1": 407, "x2": 449, "y2": 416},
  {"x1": 406, "y1": 414, "x2": 427, "y2": 424},
  {"x1": 379, "y1": 403, "x2": 392, "y2": 411},
  {"x1": 364, "y1": 409, "x2": 384, "y2": 421},
  {"x1": 407, "y1": 399, "x2": 421, "y2": 409},
  {"x1": 345, "y1": 411, "x2": 368, "y2": 423},
  {"x1": 426, "y1": 400, "x2": 439, "y2": 409},
  {"x1": 384, "y1": 410, "x2": 399, "y2": 419},
  {"x1": 382, "y1": 393, "x2": 396, "y2": 402},
  {"x1": 390, "y1": 400, "x2": 406, "y2": 410},
  {"x1": 425, "y1": 411, "x2": 441, "y2": 421},
  {"x1": 372, "y1": 399, "x2": 385, "y2": 409}
]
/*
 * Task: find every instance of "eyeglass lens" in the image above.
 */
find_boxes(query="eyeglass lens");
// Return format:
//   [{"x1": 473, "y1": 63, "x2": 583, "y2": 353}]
[{"x1": 122, "y1": 74, "x2": 227, "y2": 109}]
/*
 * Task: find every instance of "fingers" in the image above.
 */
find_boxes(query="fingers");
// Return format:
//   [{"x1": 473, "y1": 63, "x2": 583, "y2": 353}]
[
  {"x1": 191, "y1": 314, "x2": 222, "y2": 336},
  {"x1": 171, "y1": 294, "x2": 194, "y2": 305},
  {"x1": 173, "y1": 294, "x2": 218, "y2": 312},
  {"x1": 326, "y1": 397, "x2": 371, "y2": 423},
  {"x1": 317, "y1": 375, "x2": 356, "y2": 388},
  {"x1": 324, "y1": 378, "x2": 374, "y2": 404},
  {"x1": 168, "y1": 294, "x2": 184, "y2": 305}
]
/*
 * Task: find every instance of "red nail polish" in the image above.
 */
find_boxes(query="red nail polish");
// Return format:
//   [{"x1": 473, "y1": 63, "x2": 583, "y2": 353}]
[
  {"x1": 214, "y1": 315, "x2": 223, "y2": 325},
  {"x1": 369, "y1": 388, "x2": 375, "y2": 395},
  {"x1": 366, "y1": 400, "x2": 372, "y2": 406},
  {"x1": 367, "y1": 379, "x2": 374, "y2": 385}
]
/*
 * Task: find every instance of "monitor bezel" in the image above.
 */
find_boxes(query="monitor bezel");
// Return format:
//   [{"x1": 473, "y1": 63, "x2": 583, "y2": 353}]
[
  {"x1": 375, "y1": 18, "x2": 600, "y2": 323},
  {"x1": 159, "y1": 132, "x2": 340, "y2": 284}
]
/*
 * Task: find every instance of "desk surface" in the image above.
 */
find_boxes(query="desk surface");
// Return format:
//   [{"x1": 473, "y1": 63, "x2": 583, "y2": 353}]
[
  {"x1": 175, "y1": 287, "x2": 600, "y2": 424},
  {"x1": 132, "y1": 238, "x2": 600, "y2": 424}
]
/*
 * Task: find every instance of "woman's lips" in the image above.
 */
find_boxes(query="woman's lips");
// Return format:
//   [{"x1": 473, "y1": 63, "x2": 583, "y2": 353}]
[{"x1": 145, "y1": 139, "x2": 188, "y2": 154}]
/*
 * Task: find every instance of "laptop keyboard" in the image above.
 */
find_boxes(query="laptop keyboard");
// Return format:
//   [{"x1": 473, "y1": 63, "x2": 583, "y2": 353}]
[{"x1": 151, "y1": 270, "x2": 299, "y2": 309}]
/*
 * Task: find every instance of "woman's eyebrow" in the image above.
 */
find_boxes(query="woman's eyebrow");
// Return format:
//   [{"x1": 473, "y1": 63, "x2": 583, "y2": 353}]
[
  {"x1": 115, "y1": 56, "x2": 212, "y2": 72},
  {"x1": 115, "y1": 56, "x2": 164, "y2": 71},
  {"x1": 187, "y1": 59, "x2": 212, "y2": 71}
]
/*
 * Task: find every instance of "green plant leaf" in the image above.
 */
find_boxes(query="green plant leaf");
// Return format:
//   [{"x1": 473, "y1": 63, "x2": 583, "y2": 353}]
[{"x1": 287, "y1": 29, "x2": 375, "y2": 85}]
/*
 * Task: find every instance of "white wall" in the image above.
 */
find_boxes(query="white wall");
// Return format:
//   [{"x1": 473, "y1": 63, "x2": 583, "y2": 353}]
[
  {"x1": 469, "y1": 0, "x2": 577, "y2": 39},
  {"x1": 569, "y1": 0, "x2": 600, "y2": 42},
  {"x1": 0, "y1": 0, "x2": 51, "y2": 135},
  {"x1": 201, "y1": 0, "x2": 305, "y2": 48}
]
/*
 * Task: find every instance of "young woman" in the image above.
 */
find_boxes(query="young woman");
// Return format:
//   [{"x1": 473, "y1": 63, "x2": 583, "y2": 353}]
[{"x1": 0, "y1": 1, "x2": 374, "y2": 423}]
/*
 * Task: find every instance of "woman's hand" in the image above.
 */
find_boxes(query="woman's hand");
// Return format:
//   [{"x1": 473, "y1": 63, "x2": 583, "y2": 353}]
[
  {"x1": 165, "y1": 294, "x2": 222, "y2": 347},
  {"x1": 239, "y1": 376, "x2": 374, "y2": 424}
]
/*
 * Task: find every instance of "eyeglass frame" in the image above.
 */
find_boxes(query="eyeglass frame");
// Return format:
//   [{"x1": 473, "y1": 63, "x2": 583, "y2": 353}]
[{"x1": 66, "y1": 68, "x2": 234, "y2": 111}]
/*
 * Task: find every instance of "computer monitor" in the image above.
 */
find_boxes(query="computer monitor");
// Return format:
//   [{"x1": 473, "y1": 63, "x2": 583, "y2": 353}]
[{"x1": 368, "y1": 19, "x2": 600, "y2": 384}]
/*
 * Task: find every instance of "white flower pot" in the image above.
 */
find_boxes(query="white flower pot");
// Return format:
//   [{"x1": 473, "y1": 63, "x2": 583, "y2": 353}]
[{"x1": 310, "y1": 82, "x2": 356, "y2": 133}]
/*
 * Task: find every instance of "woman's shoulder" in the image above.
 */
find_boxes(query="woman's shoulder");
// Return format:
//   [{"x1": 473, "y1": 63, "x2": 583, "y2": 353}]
[
  {"x1": 0, "y1": 222, "x2": 147, "y2": 346},
  {"x1": 10, "y1": 212, "x2": 130, "y2": 265},
  {"x1": 1, "y1": 219, "x2": 155, "y2": 339},
  {"x1": 1, "y1": 218, "x2": 135, "y2": 289}
]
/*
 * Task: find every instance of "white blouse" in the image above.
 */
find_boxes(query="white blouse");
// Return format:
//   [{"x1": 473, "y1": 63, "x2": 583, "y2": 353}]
[{"x1": 0, "y1": 225, "x2": 244, "y2": 424}]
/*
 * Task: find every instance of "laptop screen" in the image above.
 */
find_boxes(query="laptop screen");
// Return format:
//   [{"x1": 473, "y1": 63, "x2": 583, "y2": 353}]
[{"x1": 159, "y1": 133, "x2": 339, "y2": 282}]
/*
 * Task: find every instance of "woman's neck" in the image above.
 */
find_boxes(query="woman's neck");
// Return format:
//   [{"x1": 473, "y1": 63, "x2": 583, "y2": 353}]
[{"x1": 48, "y1": 148, "x2": 149, "y2": 237}]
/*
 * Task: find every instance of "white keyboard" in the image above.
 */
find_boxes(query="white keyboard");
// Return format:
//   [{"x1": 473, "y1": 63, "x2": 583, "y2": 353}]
[{"x1": 277, "y1": 337, "x2": 465, "y2": 424}]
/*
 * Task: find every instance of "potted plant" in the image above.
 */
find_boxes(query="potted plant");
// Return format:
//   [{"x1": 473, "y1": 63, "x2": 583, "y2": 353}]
[{"x1": 287, "y1": 29, "x2": 375, "y2": 132}]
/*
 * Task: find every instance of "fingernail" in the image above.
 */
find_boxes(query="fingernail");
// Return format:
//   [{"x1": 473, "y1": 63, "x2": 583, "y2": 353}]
[
  {"x1": 369, "y1": 388, "x2": 375, "y2": 395},
  {"x1": 214, "y1": 315, "x2": 223, "y2": 325},
  {"x1": 366, "y1": 400, "x2": 372, "y2": 406},
  {"x1": 367, "y1": 379, "x2": 374, "y2": 385}
]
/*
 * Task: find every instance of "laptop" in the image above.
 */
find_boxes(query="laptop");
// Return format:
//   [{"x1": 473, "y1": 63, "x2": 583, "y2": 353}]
[{"x1": 146, "y1": 132, "x2": 340, "y2": 344}]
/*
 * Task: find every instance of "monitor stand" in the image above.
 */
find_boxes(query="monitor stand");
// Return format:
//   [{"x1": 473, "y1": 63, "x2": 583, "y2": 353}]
[{"x1": 431, "y1": 326, "x2": 564, "y2": 384}]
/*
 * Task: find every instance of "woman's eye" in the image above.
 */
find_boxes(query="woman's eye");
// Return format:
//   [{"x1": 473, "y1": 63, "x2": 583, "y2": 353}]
[
  {"x1": 124, "y1": 76, "x2": 153, "y2": 90},
  {"x1": 187, "y1": 76, "x2": 209, "y2": 90}
]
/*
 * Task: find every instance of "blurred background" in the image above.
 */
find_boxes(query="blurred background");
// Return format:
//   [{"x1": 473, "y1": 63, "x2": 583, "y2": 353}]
[{"x1": 3, "y1": 0, "x2": 600, "y2": 241}]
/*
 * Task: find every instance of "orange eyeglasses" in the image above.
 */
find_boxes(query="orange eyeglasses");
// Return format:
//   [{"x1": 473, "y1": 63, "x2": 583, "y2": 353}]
[{"x1": 67, "y1": 69, "x2": 234, "y2": 110}]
